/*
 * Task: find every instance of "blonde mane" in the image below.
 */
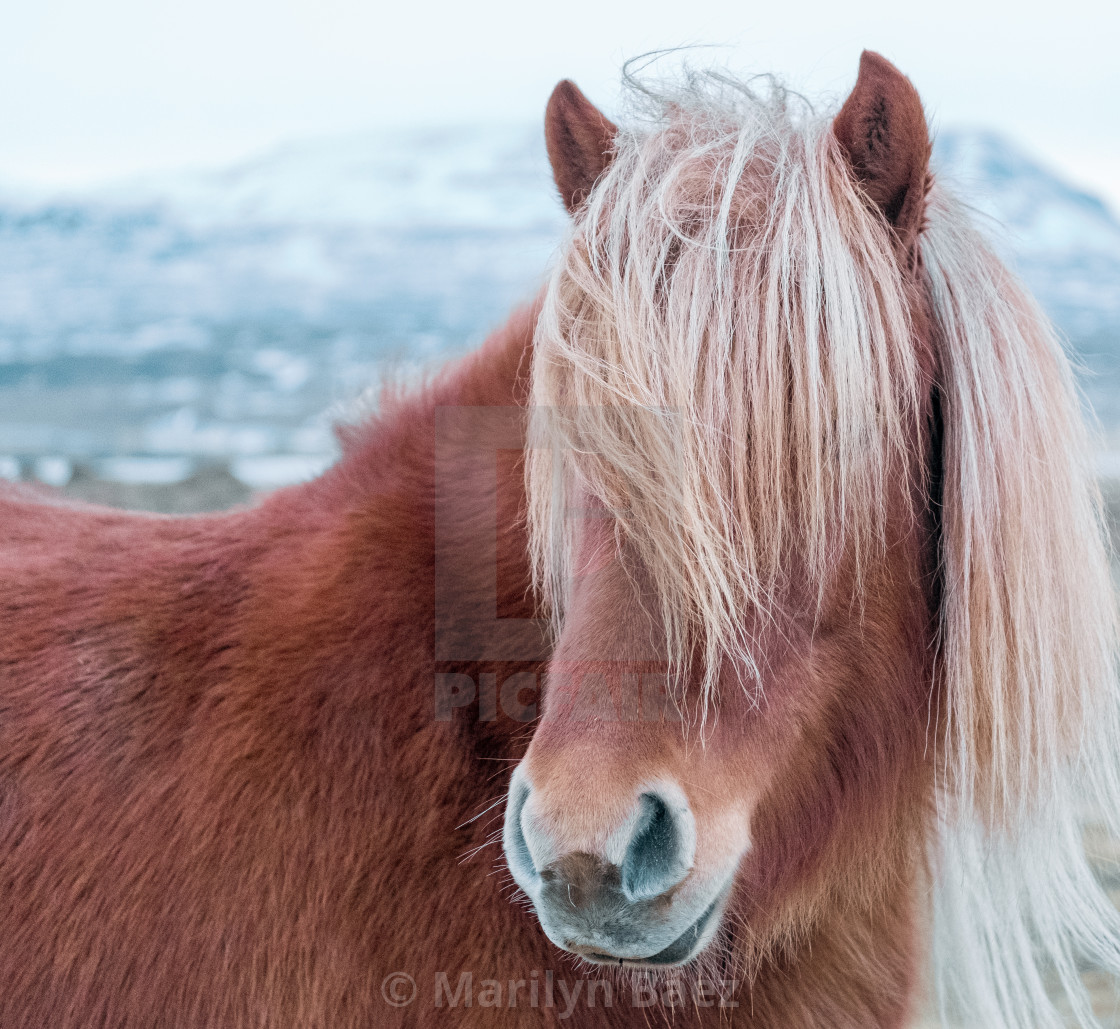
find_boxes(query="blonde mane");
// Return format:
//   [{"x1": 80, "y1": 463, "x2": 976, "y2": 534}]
[{"x1": 527, "y1": 72, "x2": 1120, "y2": 1028}]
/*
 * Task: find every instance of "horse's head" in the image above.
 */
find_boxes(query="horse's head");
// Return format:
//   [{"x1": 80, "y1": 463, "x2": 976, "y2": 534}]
[
  {"x1": 502, "y1": 50, "x2": 1118, "y2": 1002},
  {"x1": 503, "y1": 52, "x2": 939, "y2": 968}
]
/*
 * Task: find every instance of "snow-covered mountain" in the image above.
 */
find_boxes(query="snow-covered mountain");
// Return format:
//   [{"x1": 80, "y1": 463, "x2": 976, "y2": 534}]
[
  {"x1": 0, "y1": 124, "x2": 1117, "y2": 475},
  {"x1": 933, "y1": 129, "x2": 1120, "y2": 341},
  {"x1": 116, "y1": 125, "x2": 565, "y2": 231}
]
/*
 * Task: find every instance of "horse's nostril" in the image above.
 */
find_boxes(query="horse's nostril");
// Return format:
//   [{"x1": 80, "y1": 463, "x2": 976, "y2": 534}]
[
  {"x1": 620, "y1": 791, "x2": 694, "y2": 902},
  {"x1": 503, "y1": 773, "x2": 539, "y2": 884}
]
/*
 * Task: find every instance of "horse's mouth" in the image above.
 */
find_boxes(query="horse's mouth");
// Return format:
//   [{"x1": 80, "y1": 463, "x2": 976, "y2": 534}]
[{"x1": 581, "y1": 887, "x2": 727, "y2": 968}]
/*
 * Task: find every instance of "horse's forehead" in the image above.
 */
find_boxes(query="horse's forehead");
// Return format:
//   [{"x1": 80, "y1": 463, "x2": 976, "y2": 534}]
[{"x1": 585, "y1": 143, "x2": 811, "y2": 266}]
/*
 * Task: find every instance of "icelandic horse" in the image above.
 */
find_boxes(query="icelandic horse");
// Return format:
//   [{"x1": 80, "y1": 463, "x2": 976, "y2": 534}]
[{"x1": 1, "y1": 51, "x2": 1118, "y2": 1029}]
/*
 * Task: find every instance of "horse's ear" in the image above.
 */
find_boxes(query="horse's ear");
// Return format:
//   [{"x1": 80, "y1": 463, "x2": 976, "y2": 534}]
[
  {"x1": 833, "y1": 51, "x2": 930, "y2": 253},
  {"x1": 545, "y1": 80, "x2": 618, "y2": 214}
]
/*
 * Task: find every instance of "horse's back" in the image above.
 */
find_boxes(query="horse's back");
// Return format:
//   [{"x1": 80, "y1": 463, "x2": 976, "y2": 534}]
[{"x1": 0, "y1": 480, "x2": 245, "y2": 687}]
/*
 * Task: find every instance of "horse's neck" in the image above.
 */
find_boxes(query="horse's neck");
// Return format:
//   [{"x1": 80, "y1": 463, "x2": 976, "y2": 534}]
[
  {"x1": 425, "y1": 300, "x2": 542, "y2": 630},
  {"x1": 311, "y1": 299, "x2": 546, "y2": 722}
]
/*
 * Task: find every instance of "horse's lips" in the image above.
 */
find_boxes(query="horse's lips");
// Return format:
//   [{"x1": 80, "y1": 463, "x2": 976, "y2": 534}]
[{"x1": 582, "y1": 885, "x2": 728, "y2": 968}]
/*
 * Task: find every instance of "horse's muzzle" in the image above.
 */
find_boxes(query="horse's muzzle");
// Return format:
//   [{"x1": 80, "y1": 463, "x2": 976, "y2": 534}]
[{"x1": 502, "y1": 766, "x2": 730, "y2": 967}]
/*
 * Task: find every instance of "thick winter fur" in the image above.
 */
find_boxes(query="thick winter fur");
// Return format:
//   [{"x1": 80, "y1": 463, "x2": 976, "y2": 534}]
[{"x1": 1, "y1": 52, "x2": 1117, "y2": 1029}]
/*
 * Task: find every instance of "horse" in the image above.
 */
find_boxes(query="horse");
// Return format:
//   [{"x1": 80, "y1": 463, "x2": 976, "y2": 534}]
[{"x1": 1, "y1": 50, "x2": 1118, "y2": 1029}]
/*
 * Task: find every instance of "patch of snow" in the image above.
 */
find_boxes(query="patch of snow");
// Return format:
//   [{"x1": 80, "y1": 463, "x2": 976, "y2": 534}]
[
  {"x1": 231, "y1": 454, "x2": 335, "y2": 489},
  {"x1": 95, "y1": 456, "x2": 195, "y2": 484},
  {"x1": 32, "y1": 457, "x2": 72, "y2": 487}
]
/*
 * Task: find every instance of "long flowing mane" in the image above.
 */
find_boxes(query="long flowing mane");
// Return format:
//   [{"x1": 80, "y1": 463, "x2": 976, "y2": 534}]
[
  {"x1": 925, "y1": 194, "x2": 1120, "y2": 1027},
  {"x1": 527, "y1": 70, "x2": 1120, "y2": 1027}
]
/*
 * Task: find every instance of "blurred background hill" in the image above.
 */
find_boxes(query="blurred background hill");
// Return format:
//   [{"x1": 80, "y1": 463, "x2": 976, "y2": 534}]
[{"x1": 1, "y1": 124, "x2": 1118, "y2": 511}]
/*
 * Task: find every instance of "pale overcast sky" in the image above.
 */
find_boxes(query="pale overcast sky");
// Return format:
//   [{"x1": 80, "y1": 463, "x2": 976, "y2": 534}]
[{"x1": 1, "y1": 0, "x2": 1118, "y2": 207}]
